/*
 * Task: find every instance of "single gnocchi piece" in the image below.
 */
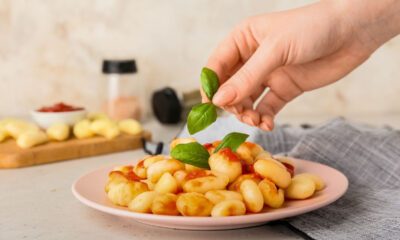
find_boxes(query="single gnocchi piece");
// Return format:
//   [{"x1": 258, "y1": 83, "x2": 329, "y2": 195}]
[
  {"x1": 128, "y1": 191, "x2": 158, "y2": 213},
  {"x1": 73, "y1": 119, "x2": 94, "y2": 139},
  {"x1": 118, "y1": 119, "x2": 142, "y2": 135},
  {"x1": 143, "y1": 155, "x2": 167, "y2": 168},
  {"x1": 46, "y1": 123, "x2": 70, "y2": 141},
  {"x1": 173, "y1": 170, "x2": 187, "y2": 191},
  {"x1": 293, "y1": 173, "x2": 325, "y2": 191},
  {"x1": 183, "y1": 171, "x2": 229, "y2": 194},
  {"x1": 253, "y1": 158, "x2": 292, "y2": 189},
  {"x1": 211, "y1": 200, "x2": 246, "y2": 217},
  {"x1": 176, "y1": 192, "x2": 213, "y2": 216},
  {"x1": 87, "y1": 112, "x2": 110, "y2": 121},
  {"x1": 6, "y1": 120, "x2": 39, "y2": 139},
  {"x1": 170, "y1": 137, "x2": 197, "y2": 150},
  {"x1": 228, "y1": 174, "x2": 262, "y2": 191},
  {"x1": 107, "y1": 181, "x2": 148, "y2": 207},
  {"x1": 90, "y1": 119, "x2": 120, "y2": 139},
  {"x1": 209, "y1": 148, "x2": 242, "y2": 183},
  {"x1": 205, "y1": 190, "x2": 243, "y2": 204},
  {"x1": 154, "y1": 172, "x2": 178, "y2": 194},
  {"x1": 285, "y1": 175, "x2": 316, "y2": 200},
  {"x1": 17, "y1": 130, "x2": 48, "y2": 149},
  {"x1": 258, "y1": 179, "x2": 285, "y2": 208},
  {"x1": 141, "y1": 179, "x2": 155, "y2": 191},
  {"x1": 240, "y1": 180, "x2": 264, "y2": 213},
  {"x1": 151, "y1": 193, "x2": 179, "y2": 215},
  {"x1": 236, "y1": 142, "x2": 264, "y2": 165},
  {"x1": 147, "y1": 158, "x2": 184, "y2": 183},
  {"x1": 113, "y1": 165, "x2": 133, "y2": 173},
  {"x1": 185, "y1": 164, "x2": 204, "y2": 172},
  {"x1": 255, "y1": 151, "x2": 273, "y2": 161}
]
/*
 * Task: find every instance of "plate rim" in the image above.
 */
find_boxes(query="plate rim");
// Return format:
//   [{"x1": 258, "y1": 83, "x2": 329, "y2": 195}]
[{"x1": 72, "y1": 157, "x2": 349, "y2": 226}]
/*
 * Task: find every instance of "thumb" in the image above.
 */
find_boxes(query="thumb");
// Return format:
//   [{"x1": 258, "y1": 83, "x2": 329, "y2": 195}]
[{"x1": 212, "y1": 42, "x2": 283, "y2": 107}]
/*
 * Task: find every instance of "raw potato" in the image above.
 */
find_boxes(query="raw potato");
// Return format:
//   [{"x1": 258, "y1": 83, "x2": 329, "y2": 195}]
[
  {"x1": 211, "y1": 200, "x2": 246, "y2": 217},
  {"x1": 73, "y1": 119, "x2": 94, "y2": 139},
  {"x1": 5, "y1": 120, "x2": 39, "y2": 139},
  {"x1": 90, "y1": 119, "x2": 120, "y2": 139},
  {"x1": 154, "y1": 172, "x2": 178, "y2": 194},
  {"x1": 46, "y1": 123, "x2": 70, "y2": 141},
  {"x1": 118, "y1": 119, "x2": 142, "y2": 135},
  {"x1": 128, "y1": 191, "x2": 158, "y2": 213},
  {"x1": 205, "y1": 190, "x2": 243, "y2": 204},
  {"x1": 240, "y1": 180, "x2": 264, "y2": 213},
  {"x1": 151, "y1": 193, "x2": 179, "y2": 215},
  {"x1": 258, "y1": 179, "x2": 285, "y2": 208},
  {"x1": 17, "y1": 130, "x2": 48, "y2": 149},
  {"x1": 285, "y1": 176, "x2": 316, "y2": 200},
  {"x1": 177, "y1": 192, "x2": 213, "y2": 216}
]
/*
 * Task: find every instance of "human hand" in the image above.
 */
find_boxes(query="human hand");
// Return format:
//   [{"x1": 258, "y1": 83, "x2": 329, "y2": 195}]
[{"x1": 202, "y1": 0, "x2": 400, "y2": 130}]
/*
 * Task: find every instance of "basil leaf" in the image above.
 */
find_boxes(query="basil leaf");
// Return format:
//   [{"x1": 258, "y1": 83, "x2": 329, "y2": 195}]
[
  {"x1": 187, "y1": 102, "x2": 217, "y2": 135},
  {"x1": 214, "y1": 132, "x2": 249, "y2": 153},
  {"x1": 201, "y1": 67, "x2": 219, "y2": 100},
  {"x1": 170, "y1": 142, "x2": 210, "y2": 169}
]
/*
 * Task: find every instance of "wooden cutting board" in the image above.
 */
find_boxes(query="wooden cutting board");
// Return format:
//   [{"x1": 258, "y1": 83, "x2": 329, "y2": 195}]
[{"x1": 0, "y1": 131, "x2": 151, "y2": 168}]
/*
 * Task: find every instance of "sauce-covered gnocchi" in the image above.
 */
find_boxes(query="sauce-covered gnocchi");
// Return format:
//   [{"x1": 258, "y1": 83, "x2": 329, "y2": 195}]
[{"x1": 105, "y1": 137, "x2": 325, "y2": 217}]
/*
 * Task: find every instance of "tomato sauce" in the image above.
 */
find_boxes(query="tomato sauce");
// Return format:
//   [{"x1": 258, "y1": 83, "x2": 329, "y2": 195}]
[
  {"x1": 281, "y1": 162, "x2": 295, "y2": 177},
  {"x1": 37, "y1": 102, "x2": 84, "y2": 112},
  {"x1": 111, "y1": 170, "x2": 143, "y2": 182},
  {"x1": 184, "y1": 170, "x2": 213, "y2": 181},
  {"x1": 219, "y1": 148, "x2": 240, "y2": 162}
]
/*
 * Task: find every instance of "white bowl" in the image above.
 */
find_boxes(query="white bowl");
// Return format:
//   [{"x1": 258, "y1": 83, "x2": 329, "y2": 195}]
[{"x1": 31, "y1": 110, "x2": 87, "y2": 129}]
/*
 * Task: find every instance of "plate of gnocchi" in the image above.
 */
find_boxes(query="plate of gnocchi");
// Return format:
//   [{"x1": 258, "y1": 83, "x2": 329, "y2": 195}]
[{"x1": 72, "y1": 137, "x2": 348, "y2": 230}]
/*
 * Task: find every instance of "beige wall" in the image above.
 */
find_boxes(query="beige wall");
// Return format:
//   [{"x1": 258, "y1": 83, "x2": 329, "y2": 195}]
[{"x1": 1, "y1": 0, "x2": 399, "y2": 119}]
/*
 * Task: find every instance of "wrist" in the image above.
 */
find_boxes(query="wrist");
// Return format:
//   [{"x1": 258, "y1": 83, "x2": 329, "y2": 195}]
[{"x1": 334, "y1": 0, "x2": 400, "y2": 47}]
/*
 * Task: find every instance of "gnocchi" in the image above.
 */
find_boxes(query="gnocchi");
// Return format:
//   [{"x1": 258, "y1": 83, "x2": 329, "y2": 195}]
[
  {"x1": 46, "y1": 123, "x2": 70, "y2": 141},
  {"x1": 177, "y1": 192, "x2": 213, "y2": 216},
  {"x1": 17, "y1": 130, "x2": 48, "y2": 149},
  {"x1": 118, "y1": 119, "x2": 142, "y2": 135},
  {"x1": 105, "y1": 137, "x2": 325, "y2": 217}
]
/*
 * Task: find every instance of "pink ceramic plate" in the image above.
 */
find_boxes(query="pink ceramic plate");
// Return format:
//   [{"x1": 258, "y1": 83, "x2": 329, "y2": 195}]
[{"x1": 72, "y1": 158, "x2": 348, "y2": 230}]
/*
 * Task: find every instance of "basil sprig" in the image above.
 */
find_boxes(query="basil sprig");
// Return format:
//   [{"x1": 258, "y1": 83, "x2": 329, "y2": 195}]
[
  {"x1": 170, "y1": 142, "x2": 210, "y2": 168},
  {"x1": 214, "y1": 132, "x2": 249, "y2": 153},
  {"x1": 187, "y1": 103, "x2": 217, "y2": 135},
  {"x1": 201, "y1": 67, "x2": 219, "y2": 100},
  {"x1": 187, "y1": 67, "x2": 220, "y2": 135},
  {"x1": 170, "y1": 132, "x2": 249, "y2": 168}
]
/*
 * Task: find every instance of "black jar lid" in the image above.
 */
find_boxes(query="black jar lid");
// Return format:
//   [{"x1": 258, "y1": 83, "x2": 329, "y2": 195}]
[
  {"x1": 102, "y1": 59, "x2": 137, "y2": 74},
  {"x1": 152, "y1": 87, "x2": 182, "y2": 124}
]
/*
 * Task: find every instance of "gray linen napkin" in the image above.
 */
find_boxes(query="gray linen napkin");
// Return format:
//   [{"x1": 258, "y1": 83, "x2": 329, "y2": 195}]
[{"x1": 165, "y1": 115, "x2": 400, "y2": 240}]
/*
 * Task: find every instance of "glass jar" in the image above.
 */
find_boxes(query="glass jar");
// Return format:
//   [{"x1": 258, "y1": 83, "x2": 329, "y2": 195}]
[{"x1": 102, "y1": 59, "x2": 143, "y2": 121}]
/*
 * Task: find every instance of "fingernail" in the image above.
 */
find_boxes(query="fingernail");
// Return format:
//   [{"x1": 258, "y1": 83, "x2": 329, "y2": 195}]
[
  {"x1": 242, "y1": 116, "x2": 255, "y2": 126},
  {"x1": 260, "y1": 122, "x2": 270, "y2": 131},
  {"x1": 212, "y1": 86, "x2": 236, "y2": 106}
]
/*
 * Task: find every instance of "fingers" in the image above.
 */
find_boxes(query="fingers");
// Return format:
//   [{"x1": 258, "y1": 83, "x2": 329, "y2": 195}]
[{"x1": 212, "y1": 40, "x2": 283, "y2": 107}]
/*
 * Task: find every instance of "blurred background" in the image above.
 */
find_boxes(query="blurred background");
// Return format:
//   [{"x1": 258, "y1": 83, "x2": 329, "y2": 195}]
[{"x1": 1, "y1": 0, "x2": 400, "y2": 124}]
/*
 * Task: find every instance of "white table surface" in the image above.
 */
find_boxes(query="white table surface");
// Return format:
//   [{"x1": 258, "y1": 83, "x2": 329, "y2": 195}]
[{"x1": 2, "y1": 114, "x2": 399, "y2": 240}]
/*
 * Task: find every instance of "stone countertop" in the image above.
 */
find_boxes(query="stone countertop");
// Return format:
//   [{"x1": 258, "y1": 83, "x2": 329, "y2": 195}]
[{"x1": 2, "y1": 114, "x2": 399, "y2": 240}]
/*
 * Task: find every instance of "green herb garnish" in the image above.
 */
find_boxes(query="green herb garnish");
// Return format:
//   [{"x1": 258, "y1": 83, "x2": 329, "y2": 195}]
[
  {"x1": 201, "y1": 67, "x2": 219, "y2": 101},
  {"x1": 214, "y1": 132, "x2": 249, "y2": 153},
  {"x1": 187, "y1": 67, "x2": 220, "y2": 135},
  {"x1": 187, "y1": 103, "x2": 217, "y2": 135},
  {"x1": 170, "y1": 142, "x2": 210, "y2": 168}
]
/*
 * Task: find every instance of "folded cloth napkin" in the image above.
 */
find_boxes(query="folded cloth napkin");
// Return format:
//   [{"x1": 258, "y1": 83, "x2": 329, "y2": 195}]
[{"x1": 166, "y1": 116, "x2": 400, "y2": 240}]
